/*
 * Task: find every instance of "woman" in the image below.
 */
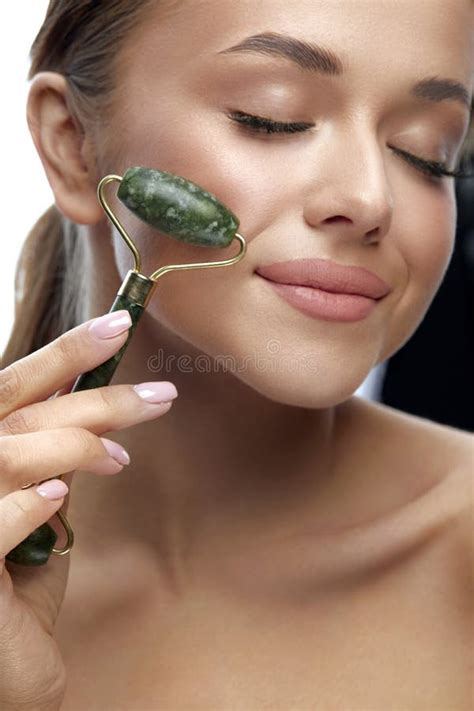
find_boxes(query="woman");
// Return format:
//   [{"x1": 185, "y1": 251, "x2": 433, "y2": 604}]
[{"x1": 0, "y1": 1, "x2": 472, "y2": 709}]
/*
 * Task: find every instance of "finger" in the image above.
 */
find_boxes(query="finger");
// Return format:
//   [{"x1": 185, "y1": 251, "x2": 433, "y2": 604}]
[
  {"x1": 0, "y1": 310, "x2": 132, "y2": 420},
  {"x1": 0, "y1": 479, "x2": 69, "y2": 562},
  {"x1": 0, "y1": 382, "x2": 177, "y2": 439},
  {"x1": 0, "y1": 429, "x2": 129, "y2": 493}
]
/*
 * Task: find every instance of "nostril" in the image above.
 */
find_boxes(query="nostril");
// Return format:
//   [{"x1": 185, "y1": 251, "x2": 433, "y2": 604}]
[
  {"x1": 324, "y1": 215, "x2": 352, "y2": 225},
  {"x1": 366, "y1": 227, "x2": 379, "y2": 238}
]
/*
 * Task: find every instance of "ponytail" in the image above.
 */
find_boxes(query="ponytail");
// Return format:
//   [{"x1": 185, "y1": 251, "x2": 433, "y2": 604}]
[{"x1": 1, "y1": 207, "x2": 85, "y2": 368}]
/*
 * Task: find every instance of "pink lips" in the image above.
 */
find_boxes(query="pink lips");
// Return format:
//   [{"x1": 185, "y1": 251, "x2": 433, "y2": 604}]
[
  {"x1": 255, "y1": 258, "x2": 391, "y2": 323},
  {"x1": 255, "y1": 258, "x2": 391, "y2": 299}
]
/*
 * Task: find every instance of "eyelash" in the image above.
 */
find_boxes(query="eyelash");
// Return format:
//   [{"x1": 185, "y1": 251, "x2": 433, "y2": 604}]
[{"x1": 227, "y1": 111, "x2": 470, "y2": 181}]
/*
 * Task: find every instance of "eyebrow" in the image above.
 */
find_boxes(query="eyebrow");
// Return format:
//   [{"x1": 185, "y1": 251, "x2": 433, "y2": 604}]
[{"x1": 217, "y1": 32, "x2": 472, "y2": 115}]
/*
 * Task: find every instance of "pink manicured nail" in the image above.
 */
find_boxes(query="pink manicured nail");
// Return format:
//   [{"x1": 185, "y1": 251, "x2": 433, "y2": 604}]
[
  {"x1": 36, "y1": 479, "x2": 69, "y2": 501},
  {"x1": 88, "y1": 311, "x2": 132, "y2": 340},
  {"x1": 134, "y1": 382, "x2": 178, "y2": 403},
  {"x1": 100, "y1": 438, "x2": 131, "y2": 465}
]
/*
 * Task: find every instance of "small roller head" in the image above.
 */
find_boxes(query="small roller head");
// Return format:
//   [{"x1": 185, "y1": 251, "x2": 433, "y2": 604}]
[{"x1": 117, "y1": 167, "x2": 240, "y2": 248}]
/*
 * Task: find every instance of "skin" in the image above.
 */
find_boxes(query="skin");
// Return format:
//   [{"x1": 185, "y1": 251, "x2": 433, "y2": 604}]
[{"x1": 24, "y1": 3, "x2": 472, "y2": 703}]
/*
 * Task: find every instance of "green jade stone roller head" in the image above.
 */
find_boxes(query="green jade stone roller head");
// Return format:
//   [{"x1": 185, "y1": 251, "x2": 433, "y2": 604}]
[
  {"x1": 6, "y1": 167, "x2": 246, "y2": 567},
  {"x1": 119, "y1": 167, "x2": 237, "y2": 248}
]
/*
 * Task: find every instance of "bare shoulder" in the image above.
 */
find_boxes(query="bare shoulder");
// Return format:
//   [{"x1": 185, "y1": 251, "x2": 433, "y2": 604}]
[
  {"x1": 349, "y1": 395, "x2": 473, "y2": 473},
  {"x1": 350, "y1": 395, "x2": 473, "y2": 553}
]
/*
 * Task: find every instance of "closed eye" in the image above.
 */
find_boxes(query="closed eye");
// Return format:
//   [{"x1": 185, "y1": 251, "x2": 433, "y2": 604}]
[
  {"x1": 226, "y1": 110, "x2": 470, "y2": 180},
  {"x1": 227, "y1": 110, "x2": 314, "y2": 135}
]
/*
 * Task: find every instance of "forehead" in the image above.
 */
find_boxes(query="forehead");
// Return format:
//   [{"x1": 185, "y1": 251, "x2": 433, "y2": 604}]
[{"x1": 132, "y1": 0, "x2": 473, "y2": 88}]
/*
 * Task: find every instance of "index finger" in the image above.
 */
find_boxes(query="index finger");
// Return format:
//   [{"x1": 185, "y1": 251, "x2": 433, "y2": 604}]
[{"x1": 0, "y1": 311, "x2": 132, "y2": 420}]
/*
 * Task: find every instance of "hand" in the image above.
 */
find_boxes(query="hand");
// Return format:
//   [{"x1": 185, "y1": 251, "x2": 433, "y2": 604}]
[{"x1": 0, "y1": 310, "x2": 178, "y2": 710}]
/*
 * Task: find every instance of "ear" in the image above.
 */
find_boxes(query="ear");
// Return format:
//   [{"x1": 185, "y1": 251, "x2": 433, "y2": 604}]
[{"x1": 26, "y1": 71, "x2": 103, "y2": 225}]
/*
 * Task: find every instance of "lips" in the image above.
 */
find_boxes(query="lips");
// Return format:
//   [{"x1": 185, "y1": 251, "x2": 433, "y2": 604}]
[{"x1": 255, "y1": 258, "x2": 391, "y2": 300}]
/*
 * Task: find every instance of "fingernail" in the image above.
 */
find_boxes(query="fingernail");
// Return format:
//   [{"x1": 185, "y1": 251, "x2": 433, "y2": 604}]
[
  {"x1": 88, "y1": 311, "x2": 132, "y2": 340},
  {"x1": 100, "y1": 437, "x2": 131, "y2": 465},
  {"x1": 134, "y1": 382, "x2": 178, "y2": 403},
  {"x1": 36, "y1": 479, "x2": 69, "y2": 501}
]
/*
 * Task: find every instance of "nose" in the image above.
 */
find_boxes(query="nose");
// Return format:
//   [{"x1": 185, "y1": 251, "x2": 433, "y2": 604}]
[{"x1": 302, "y1": 124, "x2": 394, "y2": 245}]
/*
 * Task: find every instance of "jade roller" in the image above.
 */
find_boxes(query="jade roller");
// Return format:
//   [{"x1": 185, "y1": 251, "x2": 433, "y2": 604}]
[{"x1": 6, "y1": 167, "x2": 247, "y2": 567}]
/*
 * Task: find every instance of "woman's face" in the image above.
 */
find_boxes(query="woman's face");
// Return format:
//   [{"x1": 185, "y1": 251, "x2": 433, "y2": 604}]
[{"x1": 95, "y1": 0, "x2": 472, "y2": 408}]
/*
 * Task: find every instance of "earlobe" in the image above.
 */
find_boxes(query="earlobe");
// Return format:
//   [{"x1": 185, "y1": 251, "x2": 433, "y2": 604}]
[{"x1": 26, "y1": 71, "x2": 103, "y2": 226}]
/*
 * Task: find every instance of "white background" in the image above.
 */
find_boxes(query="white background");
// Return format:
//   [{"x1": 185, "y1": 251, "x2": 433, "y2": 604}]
[{"x1": 0, "y1": 1, "x2": 382, "y2": 398}]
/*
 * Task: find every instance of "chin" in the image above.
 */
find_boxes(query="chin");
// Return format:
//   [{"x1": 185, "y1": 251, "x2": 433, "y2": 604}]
[{"x1": 231, "y1": 363, "x2": 372, "y2": 410}]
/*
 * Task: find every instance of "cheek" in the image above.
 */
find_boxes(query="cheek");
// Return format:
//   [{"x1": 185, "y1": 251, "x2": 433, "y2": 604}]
[
  {"x1": 401, "y1": 188, "x2": 455, "y2": 304},
  {"x1": 109, "y1": 102, "x2": 292, "y2": 257},
  {"x1": 107, "y1": 108, "x2": 289, "y2": 349},
  {"x1": 131, "y1": 221, "x2": 254, "y2": 356},
  {"x1": 380, "y1": 186, "x2": 456, "y2": 361}
]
